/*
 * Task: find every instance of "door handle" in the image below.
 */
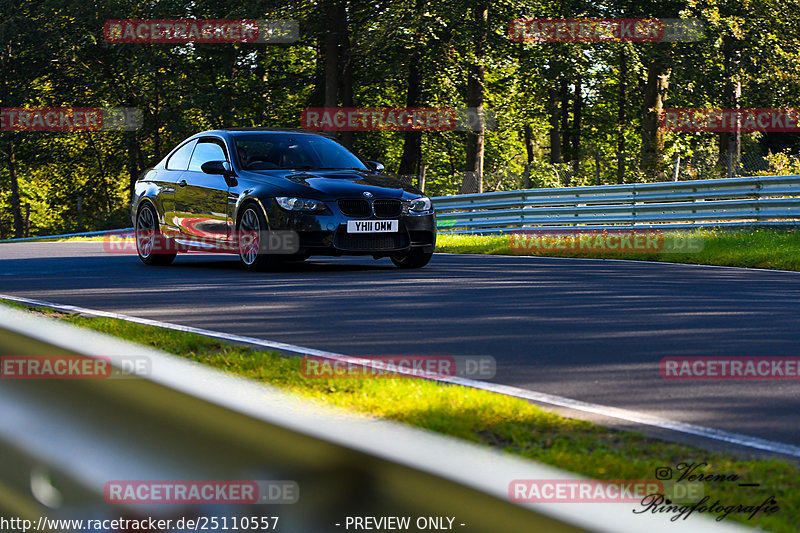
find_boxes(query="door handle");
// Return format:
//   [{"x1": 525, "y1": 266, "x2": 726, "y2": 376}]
[{"x1": 178, "y1": 179, "x2": 188, "y2": 187}]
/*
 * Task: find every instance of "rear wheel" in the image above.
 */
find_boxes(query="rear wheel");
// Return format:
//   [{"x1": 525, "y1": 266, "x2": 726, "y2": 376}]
[
  {"x1": 390, "y1": 249, "x2": 432, "y2": 269},
  {"x1": 136, "y1": 203, "x2": 176, "y2": 266},
  {"x1": 238, "y1": 205, "x2": 279, "y2": 271}
]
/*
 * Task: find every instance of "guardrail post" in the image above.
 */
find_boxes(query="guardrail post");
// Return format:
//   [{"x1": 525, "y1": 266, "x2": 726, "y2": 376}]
[
  {"x1": 673, "y1": 155, "x2": 680, "y2": 181},
  {"x1": 594, "y1": 151, "x2": 601, "y2": 186}
]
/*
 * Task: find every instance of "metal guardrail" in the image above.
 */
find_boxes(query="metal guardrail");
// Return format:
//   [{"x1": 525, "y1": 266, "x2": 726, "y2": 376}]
[
  {"x1": 0, "y1": 228, "x2": 133, "y2": 243},
  {"x1": 4, "y1": 176, "x2": 800, "y2": 242},
  {"x1": 432, "y1": 175, "x2": 800, "y2": 234},
  {"x1": 0, "y1": 305, "x2": 754, "y2": 533}
]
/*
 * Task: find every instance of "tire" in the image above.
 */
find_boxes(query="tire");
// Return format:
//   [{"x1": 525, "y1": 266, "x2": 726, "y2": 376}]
[
  {"x1": 237, "y1": 204, "x2": 279, "y2": 271},
  {"x1": 390, "y1": 249, "x2": 433, "y2": 269},
  {"x1": 135, "y1": 203, "x2": 176, "y2": 266}
]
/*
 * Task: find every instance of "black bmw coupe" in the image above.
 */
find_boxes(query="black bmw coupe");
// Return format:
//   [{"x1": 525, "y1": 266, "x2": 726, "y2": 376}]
[{"x1": 131, "y1": 129, "x2": 436, "y2": 270}]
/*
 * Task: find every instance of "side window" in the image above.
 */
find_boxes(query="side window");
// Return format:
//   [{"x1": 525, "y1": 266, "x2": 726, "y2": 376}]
[
  {"x1": 166, "y1": 139, "x2": 197, "y2": 171},
  {"x1": 188, "y1": 139, "x2": 228, "y2": 172}
]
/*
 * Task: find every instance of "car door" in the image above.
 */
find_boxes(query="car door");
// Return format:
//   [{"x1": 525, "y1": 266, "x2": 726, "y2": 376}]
[
  {"x1": 174, "y1": 137, "x2": 232, "y2": 242},
  {"x1": 161, "y1": 138, "x2": 197, "y2": 236}
]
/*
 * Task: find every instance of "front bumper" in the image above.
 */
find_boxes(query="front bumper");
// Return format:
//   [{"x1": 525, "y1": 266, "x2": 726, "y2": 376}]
[{"x1": 268, "y1": 205, "x2": 436, "y2": 257}]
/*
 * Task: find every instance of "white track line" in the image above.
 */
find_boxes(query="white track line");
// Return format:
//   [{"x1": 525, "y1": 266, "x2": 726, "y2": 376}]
[{"x1": 3, "y1": 292, "x2": 800, "y2": 459}]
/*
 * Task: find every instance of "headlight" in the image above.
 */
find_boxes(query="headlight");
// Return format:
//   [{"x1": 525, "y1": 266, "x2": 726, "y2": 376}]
[
  {"x1": 276, "y1": 197, "x2": 328, "y2": 212},
  {"x1": 407, "y1": 196, "x2": 433, "y2": 214}
]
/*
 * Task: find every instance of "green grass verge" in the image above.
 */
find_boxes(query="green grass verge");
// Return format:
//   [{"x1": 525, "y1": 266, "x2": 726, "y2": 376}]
[
  {"x1": 436, "y1": 229, "x2": 800, "y2": 272},
  {"x1": 3, "y1": 301, "x2": 798, "y2": 532}
]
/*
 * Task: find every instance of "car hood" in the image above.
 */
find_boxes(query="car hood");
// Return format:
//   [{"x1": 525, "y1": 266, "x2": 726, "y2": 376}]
[{"x1": 239, "y1": 169, "x2": 421, "y2": 199}]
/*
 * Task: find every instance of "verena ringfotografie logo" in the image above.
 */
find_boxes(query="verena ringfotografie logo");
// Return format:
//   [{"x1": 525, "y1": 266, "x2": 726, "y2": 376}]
[
  {"x1": 509, "y1": 18, "x2": 704, "y2": 43},
  {"x1": 509, "y1": 480, "x2": 664, "y2": 503},
  {"x1": 661, "y1": 108, "x2": 800, "y2": 132},
  {"x1": 300, "y1": 107, "x2": 496, "y2": 132},
  {"x1": 508, "y1": 229, "x2": 704, "y2": 254},
  {"x1": 300, "y1": 355, "x2": 496, "y2": 379},
  {"x1": 1, "y1": 356, "x2": 150, "y2": 379},
  {"x1": 103, "y1": 19, "x2": 298, "y2": 44},
  {"x1": 0, "y1": 107, "x2": 142, "y2": 132},
  {"x1": 661, "y1": 357, "x2": 800, "y2": 380},
  {"x1": 640, "y1": 462, "x2": 777, "y2": 522},
  {"x1": 104, "y1": 480, "x2": 298, "y2": 504}
]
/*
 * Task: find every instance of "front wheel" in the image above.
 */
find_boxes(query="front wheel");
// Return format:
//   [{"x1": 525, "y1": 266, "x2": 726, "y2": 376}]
[
  {"x1": 136, "y1": 203, "x2": 176, "y2": 266},
  {"x1": 238, "y1": 205, "x2": 279, "y2": 271},
  {"x1": 390, "y1": 249, "x2": 433, "y2": 269}
]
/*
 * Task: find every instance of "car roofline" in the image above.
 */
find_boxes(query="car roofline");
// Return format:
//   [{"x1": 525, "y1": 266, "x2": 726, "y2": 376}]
[{"x1": 206, "y1": 127, "x2": 336, "y2": 139}]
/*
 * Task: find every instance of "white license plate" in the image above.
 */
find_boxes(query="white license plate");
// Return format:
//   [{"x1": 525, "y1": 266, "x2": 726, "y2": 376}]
[{"x1": 347, "y1": 220, "x2": 399, "y2": 233}]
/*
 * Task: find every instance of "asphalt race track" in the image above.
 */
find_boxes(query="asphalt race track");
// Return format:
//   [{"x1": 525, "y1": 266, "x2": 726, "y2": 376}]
[{"x1": 2, "y1": 241, "x2": 800, "y2": 449}]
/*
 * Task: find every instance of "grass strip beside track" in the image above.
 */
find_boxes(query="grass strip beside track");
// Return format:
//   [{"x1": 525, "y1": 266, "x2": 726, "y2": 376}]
[
  {"x1": 436, "y1": 229, "x2": 800, "y2": 272},
  {"x1": 4, "y1": 301, "x2": 798, "y2": 532}
]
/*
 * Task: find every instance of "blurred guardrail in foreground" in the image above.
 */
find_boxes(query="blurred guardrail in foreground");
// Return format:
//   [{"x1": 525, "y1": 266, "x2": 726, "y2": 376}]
[
  {"x1": 432, "y1": 175, "x2": 800, "y2": 234},
  {"x1": 0, "y1": 305, "x2": 754, "y2": 532}
]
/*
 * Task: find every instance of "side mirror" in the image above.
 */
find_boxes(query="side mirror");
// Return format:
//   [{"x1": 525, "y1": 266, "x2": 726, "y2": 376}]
[
  {"x1": 201, "y1": 160, "x2": 232, "y2": 176},
  {"x1": 367, "y1": 161, "x2": 385, "y2": 173}
]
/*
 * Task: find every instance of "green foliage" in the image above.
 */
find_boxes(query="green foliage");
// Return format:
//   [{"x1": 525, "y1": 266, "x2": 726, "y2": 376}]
[
  {"x1": 2, "y1": 0, "x2": 799, "y2": 236},
  {"x1": 759, "y1": 150, "x2": 800, "y2": 176}
]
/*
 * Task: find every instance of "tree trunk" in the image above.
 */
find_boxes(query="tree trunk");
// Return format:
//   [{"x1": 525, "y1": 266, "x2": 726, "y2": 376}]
[
  {"x1": 640, "y1": 49, "x2": 671, "y2": 180},
  {"x1": 311, "y1": 33, "x2": 326, "y2": 106},
  {"x1": 571, "y1": 75, "x2": 582, "y2": 174},
  {"x1": 720, "y1": 36, "x2": 741, "y2": 176},
  {"x1": 523, "y1": 123, "x2": 535, "y2": 188},
  {"x1": 152, "y1": 81, "x2": 161, "y2": 162},
  {"x1": 87, "y1": 133, "x2": 112, "y2": 214},
  {"x1": 617, "y1": 48, "x2": 627, "y2": 184},
  {"x1": 462, "y1": 3, "x2": 487, "y2": 194},
  {"x1": 127, "y1": 132, "x2": 141, "y2": 201},
  {"x1": 338, "y1": 2, "x2": 354, "y2": 148},
  {"x1": 7, "y1": 138, "x2": 23, "y2": 237},
  {"x1": 559, "y1": 77, "x2": 570, "y2": 169},
  {"x1": 323, "y1": 1, "x2": 340, "y2": 108},
  {"x1": 398, "y1": 49, "x2": 423, "y2": 175},
  {"x1": 547, "y1": 85, "x2": 561, "y2": 164}
]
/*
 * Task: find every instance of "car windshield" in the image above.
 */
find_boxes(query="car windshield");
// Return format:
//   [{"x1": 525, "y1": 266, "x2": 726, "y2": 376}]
[{"x1": 233, "y1": 133, "x2": 369, "y2": 171}]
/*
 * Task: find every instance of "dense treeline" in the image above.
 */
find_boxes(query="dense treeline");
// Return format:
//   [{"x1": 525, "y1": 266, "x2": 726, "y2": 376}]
[{"x1": 1, "y1": 0, "x2": 799, "y2": 237}]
